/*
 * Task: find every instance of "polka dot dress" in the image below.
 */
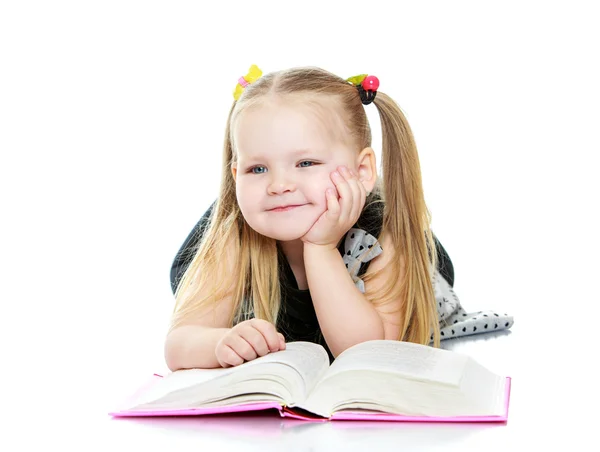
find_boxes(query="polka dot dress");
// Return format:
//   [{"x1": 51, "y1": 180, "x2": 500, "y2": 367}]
[{"x1": 432, "y1": 268, "x2": 514, "y2": 342}]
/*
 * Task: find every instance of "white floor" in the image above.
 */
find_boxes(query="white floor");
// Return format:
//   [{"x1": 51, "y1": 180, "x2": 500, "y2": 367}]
[{"x1": 2, "y1": 1, "x2": 599, "y2": 450}]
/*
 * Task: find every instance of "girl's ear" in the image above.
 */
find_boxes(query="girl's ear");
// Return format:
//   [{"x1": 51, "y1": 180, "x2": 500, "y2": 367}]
[
  {"x1": 356, "y1": 147, "x2": 377, "y2": 193},
  {"x1": 231, "y1": 162, "x2": 237, "y2": 181}
]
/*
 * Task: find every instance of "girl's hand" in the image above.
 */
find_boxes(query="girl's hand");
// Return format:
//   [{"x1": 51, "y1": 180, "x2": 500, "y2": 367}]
[
  {"x1": 301, "y1": 165, "x2": 367, "y2": 250},
  {"x1": 215, "y1": 319, "x2": 286, "y2": 368}
]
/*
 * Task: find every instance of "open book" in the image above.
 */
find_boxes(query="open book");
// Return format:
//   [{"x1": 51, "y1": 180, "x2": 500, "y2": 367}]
[{"x1": 110, "y1": 340, "x2": 511, "y2": 422}]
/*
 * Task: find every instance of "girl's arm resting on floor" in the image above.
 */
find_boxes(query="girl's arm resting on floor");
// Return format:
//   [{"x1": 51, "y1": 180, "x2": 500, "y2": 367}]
[
  {"x1": 165, "y1": 325, "x2": 230, "y2": 371},
  {"x1": 164, "y1": 292, "x2": 235, "y2": 370}
]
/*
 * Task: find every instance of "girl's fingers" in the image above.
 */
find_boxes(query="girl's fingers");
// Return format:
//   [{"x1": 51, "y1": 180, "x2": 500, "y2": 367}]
[
  {"x1": 219, "y1": 345, "x2": 244, "y2": 367},
  {"x1": 326, "y1": 188, "x2": 340, "y2": 218},
  {"x1": 250, "y1": 319, "x2": 283, "y2": 352},
  {"x1": 335, "y1": 166, "x2": 363, "y2": 223},
  {"x1": 277, "y1": 333, "x2": 286, "y2": 350},
  {"x1": 241, "y1": 325, "x2": 270, "y2": 356},
  {"x1": 331, "y1": 169, "x2": 352, "y2": 222},
  {"x1": 346, "y1": 168, "x2": 365, "y2": 220},
  {"x1": 225, "y1": 334, "x2": 258, "y2": 362},
  {"x1": 354, "y1": 170, "x2": 367, "y2": 217}
]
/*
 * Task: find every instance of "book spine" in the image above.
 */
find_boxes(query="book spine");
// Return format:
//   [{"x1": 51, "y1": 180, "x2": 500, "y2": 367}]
[{"x1": 281, "y1": 406, "x2": 329, "y2": 422}]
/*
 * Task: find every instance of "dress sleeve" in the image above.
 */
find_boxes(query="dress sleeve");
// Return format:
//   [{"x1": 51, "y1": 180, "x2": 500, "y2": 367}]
[
  {"x1": 169, "y1": 200, "x2": 217, "y2": 295},
  {"x1": 349, "y1": 230, "x2": 455, "y2": 289}
]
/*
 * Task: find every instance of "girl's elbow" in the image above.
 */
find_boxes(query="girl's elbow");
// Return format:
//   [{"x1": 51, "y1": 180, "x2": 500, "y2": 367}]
[
  {"x1": 164, "y1": 330, "x2": 185, "y2": 371},
  {"x1": 331, "y1": 329, "x2": 385, "y2": 358}
]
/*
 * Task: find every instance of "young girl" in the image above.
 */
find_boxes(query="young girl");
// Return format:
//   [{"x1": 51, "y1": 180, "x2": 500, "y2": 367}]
[{"x1": 165, "y1": 65, "x2": 513, "y2": 370}]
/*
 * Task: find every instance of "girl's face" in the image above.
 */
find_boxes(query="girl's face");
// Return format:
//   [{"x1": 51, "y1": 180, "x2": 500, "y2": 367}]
[{"x1": 232, "y1": 100, "x2": 358, "y2": 242}]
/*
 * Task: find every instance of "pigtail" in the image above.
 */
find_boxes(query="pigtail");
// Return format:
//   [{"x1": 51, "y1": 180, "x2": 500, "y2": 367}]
[{"x1": 372, "y1": 92, "x2": 440, "y2": 347}]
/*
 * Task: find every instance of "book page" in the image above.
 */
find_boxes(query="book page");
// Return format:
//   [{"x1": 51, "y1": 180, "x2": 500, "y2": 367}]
[
  {"x1": 130, "y1": 341, "x2": 329, "y2": 409},
  {"x1": 321, "y1": 340, "x2": 468, "y2": 387},
  {"x1": 301, "y1": 340, "x2": 504, "y2": 418},
  {"x1": 266, "y1": 342, "x2": 330, "y2": 396}
]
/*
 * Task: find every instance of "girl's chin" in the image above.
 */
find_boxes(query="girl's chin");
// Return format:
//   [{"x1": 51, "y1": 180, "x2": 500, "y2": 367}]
[
  {"x1": 249, "y1": 221, "x2": 313, "y2": 242},
  {"x1": 259, "y1": 228, "x2": 309, "y2": 242}
]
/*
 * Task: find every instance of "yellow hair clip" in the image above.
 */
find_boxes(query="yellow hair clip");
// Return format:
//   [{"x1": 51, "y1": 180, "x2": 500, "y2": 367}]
[
  {"x1": 346, "y1": 74, "x2": 368, "y2": 86},
  {"x1": 233, "y1": 64, "x2": 263, "y2": 100}
]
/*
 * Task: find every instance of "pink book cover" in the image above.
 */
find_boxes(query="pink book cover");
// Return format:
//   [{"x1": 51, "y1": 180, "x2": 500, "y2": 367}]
[{"x1": 109, "y1": 374, "x2": 511, "y2": 423}]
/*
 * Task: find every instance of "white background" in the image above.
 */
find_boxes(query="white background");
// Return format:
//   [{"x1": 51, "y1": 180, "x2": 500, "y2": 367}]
[{"x1": 1, "y1": 0, "x2": 598, "y2": 449}]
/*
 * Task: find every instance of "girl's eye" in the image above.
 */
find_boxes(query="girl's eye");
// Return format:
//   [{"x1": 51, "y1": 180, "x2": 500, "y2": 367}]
[
  {"x1": 298, "y1": 161, "x2": 316, "y2": 168},
  {"x1": 250, "y1": 166, "x2": 266, "y2": 174}
]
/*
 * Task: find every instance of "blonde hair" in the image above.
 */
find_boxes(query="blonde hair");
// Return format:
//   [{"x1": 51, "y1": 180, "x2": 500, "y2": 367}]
[{"x1": 169, "y1": 66, "x2": 440, "y2": 347}]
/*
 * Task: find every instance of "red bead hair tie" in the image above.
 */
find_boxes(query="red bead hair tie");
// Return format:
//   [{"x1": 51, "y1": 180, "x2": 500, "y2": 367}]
[{"x1": 346, "y1": 74, "x2": 380, "y2": 105}]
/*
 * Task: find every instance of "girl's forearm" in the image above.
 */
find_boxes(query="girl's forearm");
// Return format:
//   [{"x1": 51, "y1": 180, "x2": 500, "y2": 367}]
[
  {"x1": 304, "y1": 243, "x2": 384, "y2": 357},
  {"x1": 164, "y1": 325, "x2": 230, "y2": 370}
]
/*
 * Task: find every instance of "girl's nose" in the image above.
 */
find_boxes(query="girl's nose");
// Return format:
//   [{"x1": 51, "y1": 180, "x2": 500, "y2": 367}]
[{"x1": 267, "y1": 171, "x2": 296, "y2": 195}]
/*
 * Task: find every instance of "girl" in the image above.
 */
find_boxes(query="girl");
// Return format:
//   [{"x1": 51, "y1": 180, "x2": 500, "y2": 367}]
[{"x1": 164, "y1": 65, "x2": 512, "y2": 370}]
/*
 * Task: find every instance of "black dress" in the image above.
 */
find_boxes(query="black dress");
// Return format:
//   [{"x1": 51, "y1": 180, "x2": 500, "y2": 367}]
[{"x1": 169, "y1": 197, "x2": 455, "y2": 362}]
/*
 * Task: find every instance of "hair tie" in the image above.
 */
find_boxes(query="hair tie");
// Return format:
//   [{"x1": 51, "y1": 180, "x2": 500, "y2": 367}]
[
  {"x1": 346, "y1": 74, "x2": 380, "y2": 105},
  {"x1": 233, "y1": 64, "x2": 263, "y2": 100}
]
